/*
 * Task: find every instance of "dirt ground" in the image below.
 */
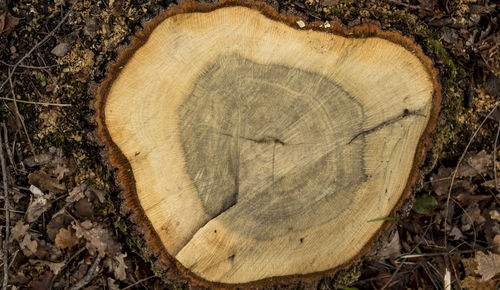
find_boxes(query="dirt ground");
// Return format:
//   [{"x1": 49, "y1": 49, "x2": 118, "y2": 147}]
[{"x1": 0, "y1": 0, "x2": 499, "y2": 289}]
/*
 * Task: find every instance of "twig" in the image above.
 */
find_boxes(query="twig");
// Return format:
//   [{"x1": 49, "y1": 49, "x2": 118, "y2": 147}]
[
  {"x1": 1, "y1": 123, "x2": 15, "y2": 174},
  {"x1": 49, "y1": 247, "x2": 86, "y2": 289},
  {"x1": 7, "y1": 249, "x2": 18, "y2": 270},
  {"x1": 494, "y1": 122, "x2": 500, "y2": 192},
  {"x1": 121, "y1": 275, "x2": 156, "y2": 290},
  {"x1": 399, "y1": 243, "x2": 500, "y2": 259},
  {"x1": 444, "y1": 103, "x2": 499, "y2": 248},
  {"x1": 8, "y1": 71, "x2": 36, "y2": 160},
  {"x1": 380, "y1": 261, "x2": 403, "y2": 290},
  {"x1": 68, "y1": 254, "x2": 103, "y2": 290},
  {"x1": 0, "y1": 97, "x2": 71, "y2": 107},
  {"x1": 1, "y1": 122, "x2": 9, "y2": 290},
  {"x1": 0, "y1": 60, "x2": 58, "y2": 70},
  {"x1": 0, "y1": 0, "x2": 78, "y2": 92}
]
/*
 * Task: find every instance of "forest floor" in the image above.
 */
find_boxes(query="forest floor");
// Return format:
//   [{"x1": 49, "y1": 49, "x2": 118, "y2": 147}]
[{"x1": 0, "y1": 0, "x2": 499, "y2": 289}]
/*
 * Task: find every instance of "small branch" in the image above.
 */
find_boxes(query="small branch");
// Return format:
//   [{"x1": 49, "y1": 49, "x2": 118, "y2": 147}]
[
  {"x1": 1, "y1": 123, "x2": 15, "y2": 174},
  {"x1": 1, "y1": 123, "x2": 10, "y2": 290},
  {"x1": 0, "y1": 60, "x2": 58, "y2": 70},
  {"x1": 8, "y1": 71, "x2": 36, "y2": 160},
  {"x1": 444, "y1": 103, "x2": 499, "y2": 248},
  {"x1": 49, "y1": 247, "x2": 86, "y2": 289},
  {"x1": 494, "y1": 122, "x2": 500, "y2": 193},
  {"x1": 68, "y1": 254, "x2": 103, "y2": 290},
  {"x1": 121, "y1": 275, "x2": 156, "y2": 290},
  {"x1": 0, "y1": 0, "x2": 78, "y2": 92},
  {"x1": 398, "y1": 244, "x2": 500, "y2": 259},
  {"x1": 0, "y1": 97, "x2": 71, "y2": 107}
]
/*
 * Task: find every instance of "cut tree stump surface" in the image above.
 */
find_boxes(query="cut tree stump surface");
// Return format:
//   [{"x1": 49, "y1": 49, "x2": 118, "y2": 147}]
[{"x1": 96, "y1": 1, "x2": 440, "y2": 286}]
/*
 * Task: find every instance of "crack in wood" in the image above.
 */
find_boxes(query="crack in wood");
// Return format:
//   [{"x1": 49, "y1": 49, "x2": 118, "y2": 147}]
[{"x1": 348, "y1": 110, "x2": 426, "y2": 145}]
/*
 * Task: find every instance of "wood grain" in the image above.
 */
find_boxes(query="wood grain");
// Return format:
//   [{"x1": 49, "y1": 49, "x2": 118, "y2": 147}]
[{"x1": 96, "y1": 1, "x2": 441, "y2": 286}]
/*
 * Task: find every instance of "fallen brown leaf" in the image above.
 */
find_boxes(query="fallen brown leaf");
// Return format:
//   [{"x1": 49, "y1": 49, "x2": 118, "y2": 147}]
[
  {"x1": 461, "y1": 275, "x2": 500, "y2": 290},
  {"x1": 458, "y1": 150, "x2": 492, "y2": 178},
  {"x1": 430, "y1": 166, "x2": 452, "y2": 196},
  {"x1": 476, "y1": 252, "x2": 500, "y2": 281},
  {"x1": 489, "y1": 210, "x2": 500, "y2": 222},
  {"x1": 25, "y1": 191, "x2": 53, "y2": 223},
  {"x1": 54, "y1": 163, "x2": 70, "y2": 181},
  {"x1": 449, "y1": 226, "x2": 464, "y2": 240},
  {"x1": 0, "y1": 10, "x2": 20, "y2": 34},
  {"x1": 461, "y1": 204, "x2": 486, "y2": 231},
  {"x1": 107, "y1": 277, "x2": 120, "y2": 290},
  {"x1": 73, "y1": 220, "x2": 121, "y2": 257},
  {"x1": 30, "y1": 271, "x2": 54, "y2": 290},
  {"x1": 55, "y1": 226, "x2": 80, "y2": 249},
  {"x1": 104, "y1": 252, "x2": 128, "y2": 281},
  {"x1": 462, "y1": 256, "x2": 479, "y2": 276},
  {"x1": 493, "y1": 235, "x2": 500, "y2": 254},
  {"x1": 73, "y1": 198, "x2": 94, "y2": 218},
  {"x1": 20, "y1": 233, "x2": 38, "y2": 257},
  {"x1": 47, "y1": 210, "x2": 73, "y2": 241},
  {"x1": 66, "y1": 184, "x2": 86, "y2": 203},
  {"x1": 378, "y1": 232, "x2": 401, "y2": 258},
  {"x1": 28, "y1": 171, "x2": 66, "y2": 194},
  {"x1": 9, "y1": 220, "x2": 28, "y2": 242},
  {"x1": 31, "y1": 259, "x2": 66, "y2": 275}
]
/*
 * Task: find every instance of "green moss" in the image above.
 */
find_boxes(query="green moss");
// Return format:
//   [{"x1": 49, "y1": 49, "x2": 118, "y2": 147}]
[
  {"x1": 426, "y1": 38, "x2": 457, "y2": 82},
  {"x1": 422, "y1": 36, "x2": 470, "y2": 166},
  {"x1": 321, "y1": 266, "x2": 361, "y2": 290},
  {"x1": 45, "y1": 131, "x2": 67, "y2": 147}
]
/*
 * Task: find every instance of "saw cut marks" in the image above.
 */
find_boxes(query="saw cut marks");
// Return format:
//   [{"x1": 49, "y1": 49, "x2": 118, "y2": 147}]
[{"x1": 96, "y1": 1, "x2": 440, "y2": 286}]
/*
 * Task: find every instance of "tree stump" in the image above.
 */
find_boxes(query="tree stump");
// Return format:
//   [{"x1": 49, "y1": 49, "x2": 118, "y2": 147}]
[{"x1": 96, "y1": 1, "x2": 441, "y2": 286}]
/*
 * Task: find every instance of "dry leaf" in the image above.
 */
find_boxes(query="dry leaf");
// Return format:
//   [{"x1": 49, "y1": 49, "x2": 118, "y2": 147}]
[
  {"x1": 73, "y1": 220, "x2": 121, "y2": 256},
  {"x1": 493, "y1": 235, "x2": 500, "y2": 254},
  {"x1": 73, "y1": 198, "x2": 94, "y2": 218},
  {"x1": 462, "y1": 256, "x2": 479, "y2": 276},
  {"x1": 66, "y1": 185, "x2": 86, "y2": 204},
  {"x1": 476, "y1": 252, "x2": 500, "y2": 281},
  {"x1": 30, "y1": 185, "x2": 44, "y2": 197},
  {"x1": 0, "y1": 10, "x2": 20, "y2": 34},
  {"x1": 378, "y1": 232, "x2": 401, "y2": 258},
  {"x1": 104, "y1": 253, "x2": 128, "y2": 281},
  {"x1": 481, "y1": 179, "x2": 496, "y2": 188},
  {"x1": 449, "y1": 226, "x2": 464, "y2": 240},
  {"x1": 20, "y1": 234, "x2": 38, "y2": 257},
  {"x1": 28, "y1": 172, "x2": 66, "y2": 194},
  {"x1": 430, "y1": 166, "x2": 451, "y2": 196},
  {"x1": 31, "y1": 260, "x2": 65, "y2": 275},
  {"x1": 10, "y1": 220, "x2": 28, "y2": 243},
  {"x1": 54, "y1": 163, "x2": 70, "y2": 181},
  {"x1": 458, "y1": 150, "x2": 492, "y2": 178},
  {"x1": 461, "y1": 275, "x2": 500, "y2": 290},
  {"x1": 490, "y1": 210, "x2": 500, "y2": 222},
  {"x1": 25, "y1": 193, "x2": 53, "y2": 223},
  {"x1": 47, "y1": 210, "x2": 73, "y2": 241},
  {"x1": 107, "y1": 277, "x2": 120, "y2": 290},
  {"x1": 23, "y1": 152, "x2": 54, "y2": 167},
  {"x1": 461, "y1": 204, "x2": 486, "y2": 230},
  {"x1": 30, "y1": 271, "x2": 54, "y2": 290},
  {"x1": 55, "y1": 226, "x2": 79, "y2": 249}
]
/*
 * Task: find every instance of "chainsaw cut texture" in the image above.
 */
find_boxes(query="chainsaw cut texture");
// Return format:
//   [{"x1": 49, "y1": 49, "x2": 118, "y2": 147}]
[{"x1": 96, "y1": 1, "x2": 441, "y2": 286}]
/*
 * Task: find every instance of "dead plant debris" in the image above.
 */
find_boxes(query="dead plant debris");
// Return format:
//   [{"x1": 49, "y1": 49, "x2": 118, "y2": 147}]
[{"x1": 0, "y1": 0, "x2": 499, "y2": 288}]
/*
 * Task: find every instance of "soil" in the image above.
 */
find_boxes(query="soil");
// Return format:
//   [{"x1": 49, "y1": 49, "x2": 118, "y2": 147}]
[{"x1": 0, "y1": 0, "x2": 499, "y2": 289}]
